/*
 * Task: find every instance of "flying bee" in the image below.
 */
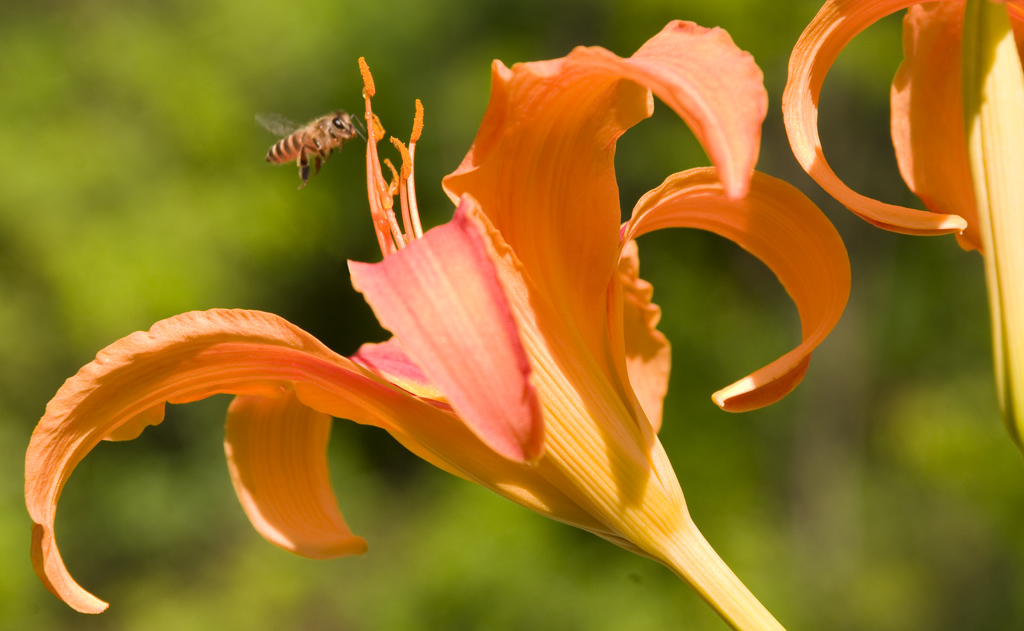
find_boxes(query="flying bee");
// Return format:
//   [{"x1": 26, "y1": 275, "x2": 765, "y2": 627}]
[{"x1": 258, "y1": 110, "x2": 363, "y2": 189}]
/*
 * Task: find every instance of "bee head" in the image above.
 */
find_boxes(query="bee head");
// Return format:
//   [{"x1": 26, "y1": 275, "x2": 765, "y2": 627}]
[{"x1": 331, "y1": 111, "x2": 352, "y2": 130}]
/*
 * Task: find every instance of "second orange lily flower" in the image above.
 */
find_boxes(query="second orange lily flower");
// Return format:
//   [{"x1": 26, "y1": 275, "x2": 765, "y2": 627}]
[
  {"x1": 784, "y1": 0, "x2": 1024, "y2": 449},
  {"x1": 27, "y1": 21, "x2": 850, "y2": 631}
]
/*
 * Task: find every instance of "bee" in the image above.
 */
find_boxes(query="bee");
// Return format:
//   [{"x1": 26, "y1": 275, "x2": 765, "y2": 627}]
[{"x1": 258, "y1": 110, "x2": 362, "y2": 189}]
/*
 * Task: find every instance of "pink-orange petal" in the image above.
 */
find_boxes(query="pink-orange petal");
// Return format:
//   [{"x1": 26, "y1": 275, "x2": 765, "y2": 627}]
[
  {"x1": 349, "y1": 196, "x2": 544, "y2": 463},
  {"x1": 892, "y1": 1, "x2": 982, "y2": 252},
  {"x1": 622, "y1": 168, "x2": 850, "y2": 412},
  {"x1": 443, "y1": 21, "x2": 767, "y2": 377},
  {"x1": 783, "y1": 0, "x2": 968, "y2": 236},
  {"x1": 616, "y1": 240, "x2": 671, "y2": 433},
  {"x1": 225, "y1": 390, "x2": 367, "y2": 559}
]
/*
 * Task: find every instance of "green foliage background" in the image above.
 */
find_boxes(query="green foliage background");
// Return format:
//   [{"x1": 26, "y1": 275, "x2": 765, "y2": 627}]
[{"x1": 2, "y1": 0, "x2": 1023, "y2": 629}]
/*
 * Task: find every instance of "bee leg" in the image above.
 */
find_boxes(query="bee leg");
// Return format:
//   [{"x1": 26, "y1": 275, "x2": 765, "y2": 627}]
[
  {"x1": 297, "y1": 149, "x2": 310, "y2": 189},
  {"x1": 314, "y1": 155, "x2": 322, "y2": 175}
]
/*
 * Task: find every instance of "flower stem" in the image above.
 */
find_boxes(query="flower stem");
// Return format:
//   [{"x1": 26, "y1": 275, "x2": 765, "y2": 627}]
[
  {"x1": 663, "y1": 518, "x2": 786, "y2": 631},
  {"x1": 963, "y1": 0, "x2": 1024, "y2": 451}
]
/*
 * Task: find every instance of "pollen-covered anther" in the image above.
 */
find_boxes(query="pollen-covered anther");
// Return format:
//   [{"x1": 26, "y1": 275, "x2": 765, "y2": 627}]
[
  {"x1": 358, "y1": 57, "x2": 375, "y2": 98},
  {"x1": 390, "y1": 137, "x2": 413, "y2": 181},
  {"x1": 410, "y1": 100, "x2": 424, "y2": 145}
]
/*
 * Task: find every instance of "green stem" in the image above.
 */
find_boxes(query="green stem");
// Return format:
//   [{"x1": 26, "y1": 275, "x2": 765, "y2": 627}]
[
  {"x1": 963, "y1": 0, "x2": 1024, "y2": 450},
  {"x1": 662, "y1": 517, "x2": 786, "y2": 631}
]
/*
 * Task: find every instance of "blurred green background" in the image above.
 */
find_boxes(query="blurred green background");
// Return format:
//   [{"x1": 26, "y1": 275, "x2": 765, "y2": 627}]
[{"x1": 3, "y1": 0, "x2": 1023, "y2": 629}]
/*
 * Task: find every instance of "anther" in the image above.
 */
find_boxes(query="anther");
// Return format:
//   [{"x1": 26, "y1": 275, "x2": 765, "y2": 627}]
[
  {"x1": 410, "y1": 100, "x2": 424, "y2": 145},
  {"x1": 358, "y1": 57, "x2": 375, "y2": 98},
  {"x1": 390, "y1": 137, "x2": 412, "y2": 181}
]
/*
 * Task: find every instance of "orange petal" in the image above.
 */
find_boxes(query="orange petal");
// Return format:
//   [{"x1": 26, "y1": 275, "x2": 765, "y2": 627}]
[
  {"x1": 225, "y1": 390, "x2": 367, "y2": 560},
  {"x1": 622, "y1": 168, "x2": 850, "y2": 412},
  {"x1": 892, "y1": 1, "x2": 982, "y2": 252},
  {"x1": 349, "y1": 196, "x2": 544, "y2": 463},
  {"x1": 615, "y1": 240, "x2": 671, "y2": 433},
  {"x1": 443, "y1": 20, "x2": 767, "y2": 371},
  {"x1": 24, "y1": 309, "x2": 436, "y2": 613},
  {"x1": 783, "y1": 0, "x2": 968, "y2": 236},
  {"x1": 26, "y1": 309, "x2": 621, "y2": 614}
]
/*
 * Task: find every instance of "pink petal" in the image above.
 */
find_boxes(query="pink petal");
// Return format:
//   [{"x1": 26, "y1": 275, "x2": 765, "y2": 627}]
[
  {"x1": 351, "y1": 337, "x2": 443, "y2": 400},
  {"x1": 349, "y1": 196, "x2": 544, "y2": 463}
]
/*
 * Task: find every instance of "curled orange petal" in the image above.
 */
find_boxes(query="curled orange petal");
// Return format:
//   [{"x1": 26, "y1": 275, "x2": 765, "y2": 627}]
[
  {"x1": 623, "y1": 168, "x2": 850, "y2": 412},
  {"x1": 25, "y1": 309, "x2": 437, "y2": 613},
  {"x1": 444, "y1": 21, "x2": 767, "y2": 374},
  {"x1": 24, "y1": 279, "x2": 669, "y2": 615},
  {"x1": 784, "y1": 0, "x2": 968, "y2": 236},
  {"x1": 225, "y1": 390, "x2": 367, "y2": 560}
]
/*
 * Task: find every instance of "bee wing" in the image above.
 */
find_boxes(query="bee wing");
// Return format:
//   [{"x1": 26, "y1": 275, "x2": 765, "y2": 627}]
[{"x1": 255, "y1": 112, "x2": 301, "y2": 136}]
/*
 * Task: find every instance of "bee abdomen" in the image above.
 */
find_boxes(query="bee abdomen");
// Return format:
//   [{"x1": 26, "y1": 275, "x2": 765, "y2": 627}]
[{"x1": 266, "y1": 133, "x2": 304, "y2": 163}]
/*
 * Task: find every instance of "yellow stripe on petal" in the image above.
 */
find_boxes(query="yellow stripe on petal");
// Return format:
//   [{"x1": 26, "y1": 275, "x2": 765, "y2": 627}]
[
  {"x1": 623, "y1": 168, "x2": 850, "y2": 412},
  {"x1": 225, "y1": 391, "x2": 367, "y2": 559},
  {"x1": 784, "y1": 0, "x2": 968, "y2": 235}
]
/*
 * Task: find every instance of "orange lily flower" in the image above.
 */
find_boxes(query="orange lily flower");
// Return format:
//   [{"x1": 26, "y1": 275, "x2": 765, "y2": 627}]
[
  {"x1": 784, "y1": 0, "x2": 1024, "y2": 447},
  {"x1": 27, "y1": 22, "x2": 849, "y2": 630}
]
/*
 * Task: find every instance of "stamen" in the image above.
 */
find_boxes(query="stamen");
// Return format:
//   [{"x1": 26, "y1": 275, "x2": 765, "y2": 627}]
[
  {"x1": 371, "y1": 114, "x2": 385, "y2": 142},
  {"x1": 390, "y1": 138, "x2": 412, "y2": 182},
  {"x1": 410, "y1": 99, "x2": 424, "y2": 144},
  {"x1": 390, "y1": 137, "x2": 414, "y2": 241},
  {"x1": 382, "y1": 159, "x2": 401, "y2": 201},
  {"x1": 407, "y1": 100, "x2": 424, "y2": 239},
  {"x1": 358, "y1": 57, "x2": 375, "y2": 98},
  {"x1": 357, "y1": 58, "x2": 425, "y2": 252},
  {"x1": 359, "y1": 57, "x2": 401, "y2": 256},
  {"x1": 380, "y1": 157, "x2": 406, "y2": 250}
]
